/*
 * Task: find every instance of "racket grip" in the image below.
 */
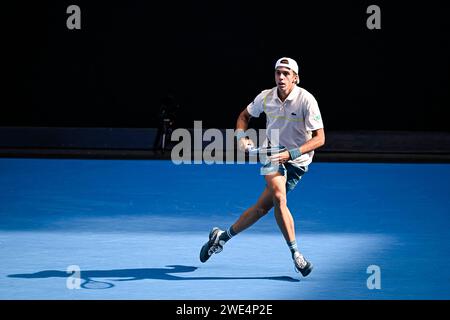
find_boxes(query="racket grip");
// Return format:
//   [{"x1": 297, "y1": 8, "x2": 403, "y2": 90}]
[{"x1": 245, "y1": 144, "x2": 255, "y2": 152}]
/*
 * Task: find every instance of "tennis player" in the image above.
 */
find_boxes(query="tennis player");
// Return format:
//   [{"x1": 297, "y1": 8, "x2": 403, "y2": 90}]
[{"x1": 200, "y1": 57, "x2": 325, "y2": 276}]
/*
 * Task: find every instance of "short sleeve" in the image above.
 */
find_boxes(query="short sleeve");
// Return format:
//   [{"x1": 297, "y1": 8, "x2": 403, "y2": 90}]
[
  {"x1": 246, "y1": 90, "x2": 269, "y2": 118},
  {"x1": 304, "y1": 95, "x2": 324, "y2": 131}
]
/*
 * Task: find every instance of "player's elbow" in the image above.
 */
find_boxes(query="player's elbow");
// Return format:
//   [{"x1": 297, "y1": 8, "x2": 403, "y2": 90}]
[
  {"x1": 240, "y1": 113, "x2": 250, "y2": 124},
  {"x1": 318, "y1": 135, "x2": 325, "y2": 147},
  {"x1": 314, "y1": 130, "x2": 325, "y2": 148},
  {"x1": 238, "y1": 108, "x2": 251, "y2": 123}
]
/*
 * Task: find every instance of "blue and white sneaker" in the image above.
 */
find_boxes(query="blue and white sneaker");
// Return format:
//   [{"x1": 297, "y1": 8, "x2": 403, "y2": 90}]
[
  {"x1": 199, "y1": 227, "x2": 225, "y2": 263},
  {"x1": 293, "y1": 252, "x2": 313, "y2": 277}
]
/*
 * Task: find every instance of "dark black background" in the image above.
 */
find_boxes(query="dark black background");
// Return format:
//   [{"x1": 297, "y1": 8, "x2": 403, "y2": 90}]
[{"x1": 2, "y1": 0, "x2": 449, "y2": 130}]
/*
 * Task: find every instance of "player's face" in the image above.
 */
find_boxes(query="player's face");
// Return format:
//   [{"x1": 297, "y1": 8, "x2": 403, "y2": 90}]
[{"x1": 275, "y1": 67, "x2": 297, "y2": 92}]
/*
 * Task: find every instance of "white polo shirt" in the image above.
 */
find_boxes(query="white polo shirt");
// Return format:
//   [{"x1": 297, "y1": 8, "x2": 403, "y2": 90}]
[{"x1": 247, "y1": 85, "x2": 324, "y2": 167}]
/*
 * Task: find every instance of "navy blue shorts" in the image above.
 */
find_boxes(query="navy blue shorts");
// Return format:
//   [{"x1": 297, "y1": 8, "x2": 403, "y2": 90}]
[{"x1": 261, "y1": 161, "x2": 308, "y2": 192}]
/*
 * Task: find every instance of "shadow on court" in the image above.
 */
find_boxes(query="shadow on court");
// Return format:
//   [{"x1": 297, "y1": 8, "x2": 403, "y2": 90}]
[{"x1": 8, "y1": 265, "x2": 299, "y2": 289}]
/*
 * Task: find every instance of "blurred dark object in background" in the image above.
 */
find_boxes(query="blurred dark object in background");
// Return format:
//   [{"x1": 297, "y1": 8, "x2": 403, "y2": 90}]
[{"x1": 153, "y1": 94, "x2": 180, "y2": 152}]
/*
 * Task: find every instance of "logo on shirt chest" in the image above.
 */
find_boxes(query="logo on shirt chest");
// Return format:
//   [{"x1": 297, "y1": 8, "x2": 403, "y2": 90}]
[{"x1": 265, "y1": 104, "x2": 302, "y2": 122}]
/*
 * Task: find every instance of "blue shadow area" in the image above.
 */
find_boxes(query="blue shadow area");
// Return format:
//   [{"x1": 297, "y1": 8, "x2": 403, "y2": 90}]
[{"x1": 8, "y1": 265, "x2": 298, "y2": 290}]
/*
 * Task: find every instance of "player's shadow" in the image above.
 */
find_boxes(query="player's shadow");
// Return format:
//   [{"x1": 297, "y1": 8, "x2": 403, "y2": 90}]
[{"x1": 8, "y1": 265, "x2": 299, "y2": 289}]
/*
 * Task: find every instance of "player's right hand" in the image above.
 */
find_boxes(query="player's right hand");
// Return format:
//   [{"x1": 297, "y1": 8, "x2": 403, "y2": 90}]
[{"x1": 239, "y1": 138, "x2": 254, "y2": 152}]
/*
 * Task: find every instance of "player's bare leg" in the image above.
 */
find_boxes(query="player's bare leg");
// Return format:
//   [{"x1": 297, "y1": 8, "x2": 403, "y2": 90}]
[
  {"x1": 265, "y1": 172, "x2": 313, "y2": 276},
  {"x1": 231, "y1": 187, "x2": 274, "y2": 233},
  {"x1": 200, "y1": 187, "x2": 273, "y2": 263},
  {"x1": 264, "y1": 173, "x2": 295, "y2": 241}
]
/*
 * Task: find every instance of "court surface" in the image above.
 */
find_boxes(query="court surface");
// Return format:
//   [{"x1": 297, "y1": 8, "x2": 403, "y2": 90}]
[{"x1": 0, "y1": 158, "x2": 449, "y2": 299}]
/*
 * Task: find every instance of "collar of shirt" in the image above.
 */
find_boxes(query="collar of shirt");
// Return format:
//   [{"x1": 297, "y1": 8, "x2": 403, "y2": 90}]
[{"x1": 273, "y1": 85, "x2": 301, "y2": 105}]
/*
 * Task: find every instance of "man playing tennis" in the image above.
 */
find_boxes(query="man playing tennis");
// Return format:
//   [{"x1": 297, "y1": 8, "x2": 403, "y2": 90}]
[{"x1": 199, "y1": 57, "x2": 325, "y2": 276}]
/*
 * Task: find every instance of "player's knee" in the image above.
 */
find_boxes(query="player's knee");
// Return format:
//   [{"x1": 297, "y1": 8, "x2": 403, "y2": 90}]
[{"x1": 273, "y1": 192, "x2": 287, "y2": 207}]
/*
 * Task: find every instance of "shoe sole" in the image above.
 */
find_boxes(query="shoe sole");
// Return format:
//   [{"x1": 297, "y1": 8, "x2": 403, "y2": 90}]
[
  {"x1": 199, "y1": 241, "x2": 211, "y2": 263},
  {"x1": 199, "y1": 228, "x2": 220, "y2": 263},
  {"x1": 299, "y1": 262, "x2": 313, "y2": 277}
]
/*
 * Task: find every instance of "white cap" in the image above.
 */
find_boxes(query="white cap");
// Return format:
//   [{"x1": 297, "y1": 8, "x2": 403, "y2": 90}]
[{"x1": 275, "y1": 57, "x2": 299, "y2": 83}]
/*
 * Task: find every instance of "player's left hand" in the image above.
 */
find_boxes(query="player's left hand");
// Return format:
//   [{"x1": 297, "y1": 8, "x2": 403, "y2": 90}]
[{"x1": 269, "y1": 151, "x2": 290, "y2": 164}]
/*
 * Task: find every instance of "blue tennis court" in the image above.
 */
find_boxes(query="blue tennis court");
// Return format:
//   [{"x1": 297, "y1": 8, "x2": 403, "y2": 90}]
[{"x1": 0, "y1": 158, "x2": 449, "y2": 299}]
